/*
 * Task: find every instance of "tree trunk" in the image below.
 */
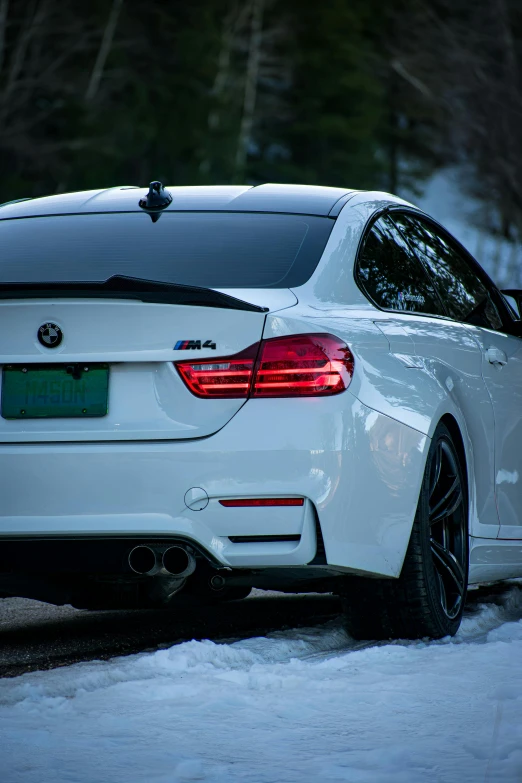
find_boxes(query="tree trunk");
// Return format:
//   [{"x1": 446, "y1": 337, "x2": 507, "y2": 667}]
[
  {"x1": 1, "y1": 0, "x2": 44, "y2": 113},
  {"x1": 85, "y1": 0, "x2": 124, "y2": 103},
  {"x1": 199, "y1": 3, "x2": 242, "y2": 177},
  {"x1": 0, "y1": 0, "x2": 9, "y2": 75},
  {"x1": 234, "y1": 0, "x2": 264, "y2": 183}
]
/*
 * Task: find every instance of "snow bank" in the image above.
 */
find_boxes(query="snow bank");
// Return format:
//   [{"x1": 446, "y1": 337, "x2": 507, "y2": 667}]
[{"x1": 1, "y1": 587, "x2": 522, "y2": 783}]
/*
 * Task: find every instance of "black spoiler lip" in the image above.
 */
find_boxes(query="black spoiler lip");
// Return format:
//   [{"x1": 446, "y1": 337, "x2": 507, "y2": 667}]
[{"x1": 0, "y1": 275, "x2": 269, "y2": 313}]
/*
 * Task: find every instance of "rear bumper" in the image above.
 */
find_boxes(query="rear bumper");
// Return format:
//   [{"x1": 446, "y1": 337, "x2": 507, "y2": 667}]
[{"x1": 0, "y1": 395, "x2": 428, "y2": 576}]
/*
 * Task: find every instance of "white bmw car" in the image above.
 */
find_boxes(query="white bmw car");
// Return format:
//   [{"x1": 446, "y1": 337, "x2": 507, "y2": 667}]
[{"x1": 1, "y1": 182, "x2": 521, "y2": 640}]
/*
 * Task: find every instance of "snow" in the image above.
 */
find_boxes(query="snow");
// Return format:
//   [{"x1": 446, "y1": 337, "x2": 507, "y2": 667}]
[{"x1": 1, "y1": 586, "x2": 522, "y2": 783}]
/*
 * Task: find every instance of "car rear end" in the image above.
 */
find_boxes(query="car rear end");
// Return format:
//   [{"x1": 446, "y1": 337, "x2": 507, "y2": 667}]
[{"x1": 0, "y1": 184, "x2": 359, "y2": 606}]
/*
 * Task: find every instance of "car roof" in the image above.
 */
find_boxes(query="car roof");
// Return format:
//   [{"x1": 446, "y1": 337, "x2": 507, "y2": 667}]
[{"x1": 0, "y1": 184, "x2": 359, "y2": 220}]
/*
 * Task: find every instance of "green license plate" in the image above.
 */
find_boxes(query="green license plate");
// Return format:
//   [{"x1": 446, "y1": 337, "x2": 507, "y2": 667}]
[{"x1": 1, "y1": 364, "x2": 109, "y2": 419}]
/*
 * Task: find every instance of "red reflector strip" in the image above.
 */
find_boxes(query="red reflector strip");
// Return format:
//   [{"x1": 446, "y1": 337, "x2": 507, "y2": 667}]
[{"x1": 219, "y1": 498, "x2": 304, "y2": 507}]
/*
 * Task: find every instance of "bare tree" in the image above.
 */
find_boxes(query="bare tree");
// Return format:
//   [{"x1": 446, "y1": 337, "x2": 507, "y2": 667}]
[
  {"x1": 0, "y1": 0, "x2": 118, "y2": 196},
  {"x1": 1, "y1": 0, "x2": 47, "y2": 121},
  {"x1": 85, "y1": 0, "x2": 124, "y2": 102},
  {"x1": 199, "y1": 1, "x2": 251, "y2": 177},
  {"x1": 389, "y1": 0, "x2": 522, "y2": 241},
  {"x1": 199, "y1": 0, "x2": 290, "y2": 183},
  {"x1": 234, "y1": 0, "x2": 264, "y2": 182},
  {"x1": 0, "y1": 0, "x2": 9, "y2": 74}
]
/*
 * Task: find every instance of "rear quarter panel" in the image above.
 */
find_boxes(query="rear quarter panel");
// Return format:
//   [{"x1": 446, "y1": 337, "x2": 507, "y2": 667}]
[
  {"x1": 283, "y1": 193, "x2": 493, "y2": 543},
  {"x1": 262, "y1": 310, "x2": 430, "y2": 575}
]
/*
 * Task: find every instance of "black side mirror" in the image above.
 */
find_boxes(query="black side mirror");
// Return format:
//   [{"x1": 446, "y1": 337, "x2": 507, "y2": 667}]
[
  {"x1": 502, "y1": 289, "x2": 522, "y2": 335},
  {"x1": 502, "y1": 289, "x2": 522, "y2": 313}
]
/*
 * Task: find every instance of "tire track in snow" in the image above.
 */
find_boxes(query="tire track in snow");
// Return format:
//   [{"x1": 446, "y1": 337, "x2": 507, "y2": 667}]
[
  {"x1": 0, "y1": 591, "x2": 342, "y2": 677},
  {"x1": 1, "y1": 582, "x2": 521, "y2": 678}
]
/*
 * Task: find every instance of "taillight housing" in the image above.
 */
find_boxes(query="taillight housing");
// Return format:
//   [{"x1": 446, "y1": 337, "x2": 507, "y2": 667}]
[
  {"x1": 175, "y1": 343, "x2": 257, "y2": 398},
  {"x1": 175, "y1": 333, "x2": 354, "y2": 399}
]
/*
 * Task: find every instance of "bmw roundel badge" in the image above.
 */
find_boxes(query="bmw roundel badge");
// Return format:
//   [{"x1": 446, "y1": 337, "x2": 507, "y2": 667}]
[{"x1": 38, "y1": 322, "x2": 63, "y2": 348}]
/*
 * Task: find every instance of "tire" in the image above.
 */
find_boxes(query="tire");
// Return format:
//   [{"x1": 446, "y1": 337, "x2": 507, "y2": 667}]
[{"x1": 341, "y1": 422, "x2": 469, "y2": 640}]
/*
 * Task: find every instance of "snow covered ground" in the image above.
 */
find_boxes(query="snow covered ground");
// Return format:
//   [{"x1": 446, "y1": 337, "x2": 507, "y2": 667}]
[{"x1": 1, "y1": 586, "x2": 522, "y2": 783}]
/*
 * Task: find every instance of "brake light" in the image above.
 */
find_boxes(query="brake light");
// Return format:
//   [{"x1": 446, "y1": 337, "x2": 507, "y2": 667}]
[
  {"x1": 176, "y1": 343, "x2": 257, "y2": 398},
  {"x1": 175, "y1": 334, "x2": 353, "y2": 399},
  {"x1": 252, "y1": 334, "x2": 353, "y2": 397}
]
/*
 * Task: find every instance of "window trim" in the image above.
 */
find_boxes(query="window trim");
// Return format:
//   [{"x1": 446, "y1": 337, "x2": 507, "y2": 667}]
[
  {"x1": 387, "y1": 207, "x2": 518, "y2": 335},
  {"x1": 353, "y1": 207, "x2": 450, "y2": 319}
]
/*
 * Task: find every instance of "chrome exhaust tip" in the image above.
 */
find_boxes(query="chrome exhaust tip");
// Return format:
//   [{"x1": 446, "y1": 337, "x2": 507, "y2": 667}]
[
  {"x1": 128, "y1": 545, "x2": 157, "y2": 575},
  {"x1": 162, "y1": 546, "x2": 196, "y2": 577}
]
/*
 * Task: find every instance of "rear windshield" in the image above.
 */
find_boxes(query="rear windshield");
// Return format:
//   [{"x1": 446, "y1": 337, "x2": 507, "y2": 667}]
[{"x1": 0, "y1": 212, "x2": 333, "y2": 288}]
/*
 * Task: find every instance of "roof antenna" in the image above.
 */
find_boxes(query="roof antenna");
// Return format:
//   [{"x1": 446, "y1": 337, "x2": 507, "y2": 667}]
[{"x1": 138, "y1": 181, "x2": 172, "y2": 222}]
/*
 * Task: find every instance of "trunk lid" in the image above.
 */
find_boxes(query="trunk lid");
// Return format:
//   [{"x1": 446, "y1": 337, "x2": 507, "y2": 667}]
[{"x1": 0, "y1": 293, "x2": 295, "y2": 442}]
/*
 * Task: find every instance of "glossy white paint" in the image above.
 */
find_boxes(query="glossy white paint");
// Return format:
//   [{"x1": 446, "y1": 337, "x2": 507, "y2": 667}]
[
  {"x1": 292, "y1": 191, "x2": 417, "y2": 308},
  {"x1": 216, "y1": 288, "x2": 297, "y2": 312},
  {"x1": 469, "y1": 537, "x2": 522, "y2": 582},
  {"x1": 466, "y1": 325, "x2": 522, "y2": 537},
  {"x1": 0, "y1": 394, "x2": 428, "y2": 576},
  {"x1": 1, "y1": 187, "x2": 522, "y2": 586},
  {"x1": 288, "y1": 191, "x2": 522, "y2": 571},
  {"x1": 0, "y1": 299, "x2": 269, "y2": 442},
  {"x1": 377, "y1": 313, "x2": 499, "y2": 538},
  {"x1": 263, "y1": 304, "x2": 499, "y2": 542}
]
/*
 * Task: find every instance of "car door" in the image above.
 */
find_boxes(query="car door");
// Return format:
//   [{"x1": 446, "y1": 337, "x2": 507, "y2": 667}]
[
  {"x1": 393, "y1": 211, "x2": 522, "y2": 538},
  {"x1": 355, "y1": 212, "x2": 499, "y2": 538},
  {"x1": 475, "y1": 325, "x2": 522, "y2": 535}
]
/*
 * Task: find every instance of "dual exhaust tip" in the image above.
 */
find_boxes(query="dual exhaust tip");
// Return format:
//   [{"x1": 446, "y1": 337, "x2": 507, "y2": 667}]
[{"x1": 128, "y1": 545, "x2": 195, "y2": 577}]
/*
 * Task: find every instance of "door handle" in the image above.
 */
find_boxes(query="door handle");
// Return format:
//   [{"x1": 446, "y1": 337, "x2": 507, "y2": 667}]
[{"x1": 485, "y1": 347, "x2": 508, "y2": 366}]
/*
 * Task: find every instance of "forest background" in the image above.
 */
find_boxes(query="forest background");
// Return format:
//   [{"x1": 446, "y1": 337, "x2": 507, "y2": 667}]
[{"x1": 1, "y1": 0, "x2": 521, "y2": 284}]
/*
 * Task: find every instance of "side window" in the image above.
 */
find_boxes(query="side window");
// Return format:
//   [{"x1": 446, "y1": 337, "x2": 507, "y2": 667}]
[
  {"x1": 393, "y1": 213, "x2": 503, "y2": 331},
  {"x1": 356, "y1": 214, "x2": 445, "y2": 315}
]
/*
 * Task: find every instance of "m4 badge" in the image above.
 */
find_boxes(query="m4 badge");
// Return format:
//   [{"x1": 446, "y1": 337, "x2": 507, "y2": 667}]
[{"x1": 174, "y1": 340, "x2": 217, "y2": 350}]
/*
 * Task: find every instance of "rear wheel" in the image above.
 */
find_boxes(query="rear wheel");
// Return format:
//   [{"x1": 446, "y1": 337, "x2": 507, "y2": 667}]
[{"x1": 341, "y1": 422, "x2": 468, "y2": 640}]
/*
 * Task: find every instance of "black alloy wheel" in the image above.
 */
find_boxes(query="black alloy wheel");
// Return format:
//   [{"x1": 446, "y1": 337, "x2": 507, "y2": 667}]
[
  {"x1": 428, "y1": 437, "x2": 467, "y2": 621},
  {"x1": 341, "y1": 421, "x2": 469, "y2": 640}
]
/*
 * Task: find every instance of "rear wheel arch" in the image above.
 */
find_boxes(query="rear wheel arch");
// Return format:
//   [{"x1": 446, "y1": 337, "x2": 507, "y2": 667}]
[
  {"x1": 426, "y1": 411, "x2": 470, "y2": 532},
  {"x1": 340, "y1": 418, "x2": 470, "y2": 639},
  {"x1": 438, "y1": 413, "x2": 469, "y2": 519}
]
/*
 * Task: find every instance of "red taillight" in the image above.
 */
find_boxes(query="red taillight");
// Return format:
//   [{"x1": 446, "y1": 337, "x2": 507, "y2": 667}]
[
  {"x1": 219, "y1": 498, "x2": 304, "y2": 507},
  {"x1": 252, "y1": 334, "x2": 353, "y2": 397},
  {"x1": 175, "y1": 334, "x2": 353, "y2": 399},
  {"x1": 176, "y1": 343, "x2": 258, "y2": 398}
]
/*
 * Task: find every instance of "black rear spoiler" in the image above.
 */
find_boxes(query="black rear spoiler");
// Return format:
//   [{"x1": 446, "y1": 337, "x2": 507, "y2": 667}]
[{"x1": 0, "y1": 275, "x2": 269, "y2": 313}]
